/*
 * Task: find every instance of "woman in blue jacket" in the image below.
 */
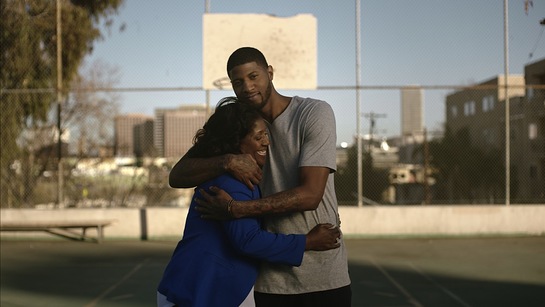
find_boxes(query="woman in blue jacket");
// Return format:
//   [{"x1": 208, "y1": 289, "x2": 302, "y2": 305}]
[{"x1": 157, "y1": 97, "x2": 341, "y2": 307}]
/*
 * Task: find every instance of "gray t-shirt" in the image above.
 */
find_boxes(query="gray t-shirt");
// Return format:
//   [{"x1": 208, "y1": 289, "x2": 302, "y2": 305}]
[{"x1": 255, "y1": 96, "x2": 351, "y2": 294}]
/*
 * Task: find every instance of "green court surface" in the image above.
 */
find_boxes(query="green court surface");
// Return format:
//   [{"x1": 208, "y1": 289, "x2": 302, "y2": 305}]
[{"x1": 1, "y1": 236, "x2": 544, "y2": 306}]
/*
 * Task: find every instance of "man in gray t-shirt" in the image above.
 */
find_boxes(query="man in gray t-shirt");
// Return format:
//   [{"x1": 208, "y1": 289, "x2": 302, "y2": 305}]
[
  {"x1": 256, "y1": 96, "x2": 349, "y2": 295},
  {"x1": 169, "y1": 47, "x2": 351, "y2": 307}
]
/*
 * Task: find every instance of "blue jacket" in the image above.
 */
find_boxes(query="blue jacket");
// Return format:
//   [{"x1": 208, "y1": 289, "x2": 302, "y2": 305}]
[{"x1": 157, "y1": 174, "x2": 306, "y2": 306}]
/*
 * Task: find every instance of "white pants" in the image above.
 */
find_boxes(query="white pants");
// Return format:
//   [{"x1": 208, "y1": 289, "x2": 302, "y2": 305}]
[
  {"x1": 157, "y1": 287, "x2": 255, "y2": 307},
  {"x1": 156, "y1": 291, "x2": 174, "y2": 307}
]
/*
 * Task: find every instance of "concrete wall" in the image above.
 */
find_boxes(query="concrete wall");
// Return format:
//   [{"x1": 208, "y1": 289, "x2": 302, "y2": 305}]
[
  {"x1": 1, "y1": 205, "x2": 544, "y2": 240},
  {"x1": 338, "y1": 205, "x2": 545, "y2": 237}
]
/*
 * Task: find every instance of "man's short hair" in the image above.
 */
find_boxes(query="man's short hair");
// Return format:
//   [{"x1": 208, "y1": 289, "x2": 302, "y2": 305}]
[{"x1": 226, "y1": 47, "x2": 269, "y2": 75}]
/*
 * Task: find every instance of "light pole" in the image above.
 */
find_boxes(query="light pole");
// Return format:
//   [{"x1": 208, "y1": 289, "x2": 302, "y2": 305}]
[
  {"x1": 204, "y1": 0, "x2": 211, "y2": 117},
  {"x1": 503, "y1": 0, "x2": 510, "y2": 206},
  {"x1": 355, "y1": 0, "x2": 362, "y2": 207},
  {"x1": 56, "y1": 0, "x2": 64, "y2": 206}
]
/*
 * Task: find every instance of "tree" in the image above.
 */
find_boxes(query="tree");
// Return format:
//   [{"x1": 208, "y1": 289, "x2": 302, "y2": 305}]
[
  {"x1": 1, "y1": 0, "x2": 124, "y2": 207},
  {"x1": 335, "y1": 145, "x2": 390, "y2": 205},
  {"x1": 427, "y1": 126, "x2": 504, "y2": 203},
  {"x1": 66, "y1": 59, "x2": 121, "y2": 157}
]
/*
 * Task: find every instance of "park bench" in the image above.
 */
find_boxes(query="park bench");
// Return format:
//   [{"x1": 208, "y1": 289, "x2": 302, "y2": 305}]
[{"x1": 0, "y1": 220, "x2": 114, "y2": 243}]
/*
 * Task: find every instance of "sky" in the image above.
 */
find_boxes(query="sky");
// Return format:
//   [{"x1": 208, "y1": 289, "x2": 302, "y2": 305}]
[{"x1": 85, "y1": 0, "x2": 545, "y2": 146}]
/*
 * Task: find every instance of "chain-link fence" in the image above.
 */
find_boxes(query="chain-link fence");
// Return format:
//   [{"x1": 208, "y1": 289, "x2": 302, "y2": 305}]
[
  {"x1": 3, "y1": 86, "x2": 543, "y2": 208},
  {"x1": 2, "y1": 1, "x2": 544, "y2": 208},
  {"x1": 334, "y1": 85, "x2": 545, "y2": 206}
]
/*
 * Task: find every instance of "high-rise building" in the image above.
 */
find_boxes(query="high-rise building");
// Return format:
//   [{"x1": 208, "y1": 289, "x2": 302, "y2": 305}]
[
  {"x1": 401, "y1": 86, "x2": 424, "y2": 137},
  {"x1": 114, "y1": 114, "x2": 154, "y2": 157},
  {"x1": 154, "y1": 105, "x2": 209, "y2": 158},
  {"x1": 134, "y1": 120, "x2": 155, "y2": 157}
]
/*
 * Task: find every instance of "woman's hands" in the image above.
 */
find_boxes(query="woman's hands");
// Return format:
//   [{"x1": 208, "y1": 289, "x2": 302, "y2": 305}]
[{"x1": 305, "y1": 223, "x2": 342, "y2": 251}]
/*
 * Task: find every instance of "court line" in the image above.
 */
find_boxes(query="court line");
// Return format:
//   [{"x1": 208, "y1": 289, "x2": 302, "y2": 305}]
[
  {"x1": 409, "y1": 262, "x2": 472, "y2": 307},
  {"x1": 84, "y1": 258, "x2": 150, "y2": 307},
  {"x1": 369, "y1": 258, "x2": 424, "y2": 307}
]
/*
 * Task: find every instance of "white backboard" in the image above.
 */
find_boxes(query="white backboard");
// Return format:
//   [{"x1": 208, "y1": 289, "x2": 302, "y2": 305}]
[{"x1": 203, "y1": 13, "x2": 317, "y2": 90}]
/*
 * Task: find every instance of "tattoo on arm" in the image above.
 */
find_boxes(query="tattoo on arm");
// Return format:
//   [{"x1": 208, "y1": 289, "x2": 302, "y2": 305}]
[{"x1": 237, "y1": 189, "x2": 308, "y2": 217}]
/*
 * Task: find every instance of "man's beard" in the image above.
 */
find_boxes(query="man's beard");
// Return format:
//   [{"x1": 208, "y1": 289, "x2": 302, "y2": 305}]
[
  {"x1": 236, "y1": 81, "x2": 273, "y2": 110},
  {"x1": 256, "y1": 81, "x2": 273, "y2": 110}
]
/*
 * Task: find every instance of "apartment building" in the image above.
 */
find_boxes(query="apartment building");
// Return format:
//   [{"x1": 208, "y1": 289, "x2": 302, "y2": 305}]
[
  {"x1": 520, "y1": 59, "x2": 545, "y2": 199},
  {"x1": 445, "y1": 58, "x2": 545, "y2": 201}
]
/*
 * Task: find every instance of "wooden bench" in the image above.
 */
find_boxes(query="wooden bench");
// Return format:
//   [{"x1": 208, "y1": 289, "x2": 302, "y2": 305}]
[{"x1": 0, "y1": 220, "x2": 114, "y2": 243}]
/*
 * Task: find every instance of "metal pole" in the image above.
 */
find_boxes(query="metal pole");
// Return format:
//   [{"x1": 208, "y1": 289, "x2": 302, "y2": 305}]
[
  {"x1": 504, "y1": 0, "x2": 510, "y2": 205},
  {"x1": 205, "y1": 0, "x2": 211, "y2": 116},
  {"x1": 56, "y1": 0, "x2": 64, "y2": 206},
  {"x1": 423, "y1": 128, "x2": 431, "y2": 204},
  {"x1": 355, "y1": 0, "x2": 363, "y2": 207}
]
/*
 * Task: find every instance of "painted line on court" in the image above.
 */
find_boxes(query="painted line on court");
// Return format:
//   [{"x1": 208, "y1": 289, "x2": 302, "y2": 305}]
[
  {"x1": 409, "y1": 262, "x2": 472, "y2": 307},
  {"x1": 369, "y1": 258, "x2": 424, "y2": 307},
  {"x1": 84, "y1": 258, "x2": 150, "y2": 307}
]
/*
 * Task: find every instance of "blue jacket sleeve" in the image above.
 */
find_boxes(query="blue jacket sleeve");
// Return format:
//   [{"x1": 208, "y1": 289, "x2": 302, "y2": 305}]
[{"x1": 219, "y1": 180, "x2": 306, "y2": 266}]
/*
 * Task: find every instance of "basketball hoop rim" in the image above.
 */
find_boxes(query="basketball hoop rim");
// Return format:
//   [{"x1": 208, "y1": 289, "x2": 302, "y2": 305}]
[{"x1": 212, "y1": 77, "x2": 231, "y2": 90}]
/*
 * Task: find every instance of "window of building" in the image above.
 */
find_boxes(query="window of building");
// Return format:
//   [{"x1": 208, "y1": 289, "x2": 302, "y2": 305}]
[
  {"x1": 451, "y1": 106, "x2": 458, "y2": 118},
  {"x1": 482, "y1": 95, "x2": 495, "y2": 112},
  {"x1": 529, "y1": 123, "x2": 538, "y2": 140},
  {"x1": 464, "y1": 101, "x2": 476, "y2": 116}
]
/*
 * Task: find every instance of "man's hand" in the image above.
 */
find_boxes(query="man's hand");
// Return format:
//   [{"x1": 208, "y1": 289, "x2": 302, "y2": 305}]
[
  {"x1": 305, "y1": 223, "x2": 342, "y2": 251},
  {"x1": 195, "y1": 186, "x2": 235, "y2": 220},
  {"x1": 225, "y1": 154, "x2": 262, "y2": 189}
]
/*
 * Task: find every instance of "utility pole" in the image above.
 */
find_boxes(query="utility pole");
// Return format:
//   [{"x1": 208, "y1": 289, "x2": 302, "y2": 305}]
[{"x1": 362, "y1": 112, "x2": 386, "y2": 152}]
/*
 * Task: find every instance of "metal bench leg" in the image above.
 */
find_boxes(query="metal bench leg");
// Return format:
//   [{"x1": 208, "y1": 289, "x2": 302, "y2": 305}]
[{"x1": 97, "y1": 225, "x2": 104, "y2": 243}]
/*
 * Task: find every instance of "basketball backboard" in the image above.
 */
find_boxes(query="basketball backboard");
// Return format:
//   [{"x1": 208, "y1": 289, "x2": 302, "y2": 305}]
[{"x1": 203, "y1": 13, "x2": 317, "y2": 90}]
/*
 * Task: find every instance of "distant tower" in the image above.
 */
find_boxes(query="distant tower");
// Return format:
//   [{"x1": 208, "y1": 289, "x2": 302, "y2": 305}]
[{"x1": 401, "y1": 86, "x2": 424, "y2": 137}]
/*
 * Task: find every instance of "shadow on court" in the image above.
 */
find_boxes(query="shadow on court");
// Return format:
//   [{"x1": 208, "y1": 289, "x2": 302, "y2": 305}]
[
  {"x1": 1, "y1": 237, "x2": 544, "y2": 306},
  {"x1": 349, "y1": 258, "x2": 545, "y2": 307}
]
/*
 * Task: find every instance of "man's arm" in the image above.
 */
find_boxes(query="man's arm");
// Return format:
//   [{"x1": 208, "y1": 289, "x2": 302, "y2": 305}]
[
  {"x1": 169, "y1": 152, "x2": 262, "y2": 189},
  {"x1": 197, "y1": 166, "x2": 330, "y2": 219},
  {"x1": 169, "y1": 153, "x2": 227, "y2": 188}
]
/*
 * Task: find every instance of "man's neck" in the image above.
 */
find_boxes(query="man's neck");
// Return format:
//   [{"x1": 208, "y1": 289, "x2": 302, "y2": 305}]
[{"x1": 262, "y1": 95, "x2": 292, "y2": 123}]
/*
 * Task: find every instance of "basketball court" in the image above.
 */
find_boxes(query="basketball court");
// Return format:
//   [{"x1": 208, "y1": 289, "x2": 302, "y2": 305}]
[{"x1": 1, "y1": 236, "x2": 544, "y2": 306}]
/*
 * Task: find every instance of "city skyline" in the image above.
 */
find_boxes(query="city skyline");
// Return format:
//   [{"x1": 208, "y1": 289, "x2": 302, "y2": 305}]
[{"x1": 115, "y1": 105, "x2": 209, "y2": 159}]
